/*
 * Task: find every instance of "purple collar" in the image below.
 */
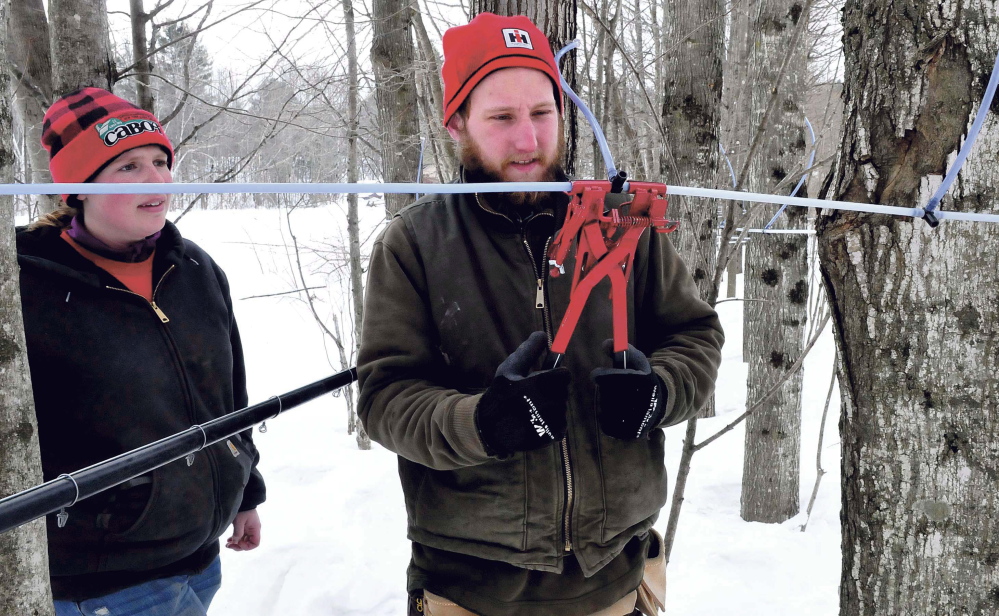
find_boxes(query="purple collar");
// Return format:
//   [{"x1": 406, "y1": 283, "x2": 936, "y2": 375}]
[{"x1": 67, "y1": 215, "x2": 160, "y2": 263}]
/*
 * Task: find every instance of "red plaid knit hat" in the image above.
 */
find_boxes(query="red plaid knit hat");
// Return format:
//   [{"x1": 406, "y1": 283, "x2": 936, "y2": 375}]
[
  {"x1": 41, "y1": 88, "x2": 174, "y2": 187},
  {"x1": 441, "y1": 13, "x2": 563, "y2": 126}
]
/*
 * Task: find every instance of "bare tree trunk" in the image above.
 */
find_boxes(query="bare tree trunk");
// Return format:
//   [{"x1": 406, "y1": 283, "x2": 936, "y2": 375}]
[
  {"x1": 344, "y1": 0, "x2": 363, "y2": 353},
  {"x1": 660, "y1": 0, "x2": 724, "y2": 420},
  {"x1": 664, "y1": 0, "x2": 812, "y2": 565},
  {"x1": 0, "y1": 3, "x2": 55, "y2": 610},
  {"x1": 49, "y1": 0, "x2": 113, "y2": 95},
  {"x1": 739, "y1": 0, "x2": 809, "y2": 525},
  {"x1": 590, "y1": 0, "x2": 607, "y2": 173},
  {"x1": 129, "y1": 0, "x2": 154, "y2": 112},
  {"x1": 741, "y1": 232, "x2": 806, "y2": 522},
  {"x1": 652, "y1": 0, "x2": 662, "y2": 110},
  {"x1": 343, "y1": 0, "x2": 370, "y2": 450},
  {"x1": 370, "y1": 0, "x2": 421, "y2": 218},
  {"x1": 8, "y1": 0, "x2": 58, "y2": 215},
  {"x1": 599, "y1": 0, "x2": 617, "y2": 173},
  {"x1": 719, "y1": 0, "x2": 756, "y2": 176},
  {"x1": 818, "y1": 0, "x2": 999, "y2": 611},
  {"x1": 469, "y1": 0, "x2": 578, "y2": 174},
  {"x1": 410, "y1": 0, "x2": 455, "y2": 181}
]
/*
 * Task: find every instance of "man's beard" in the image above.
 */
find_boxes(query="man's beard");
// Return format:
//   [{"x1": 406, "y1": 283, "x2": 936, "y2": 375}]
[{"x1": 459, "y1": 129, "x2": 566, "y2": 216}]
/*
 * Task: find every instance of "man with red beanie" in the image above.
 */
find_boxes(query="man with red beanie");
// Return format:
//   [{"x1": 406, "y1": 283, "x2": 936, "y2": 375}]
[
  {"x1": 17, "y1": 88, "x2": 265, "y2": 616},
  {"x1": 358, "y1": 13, "x2": 723, "y2": 616}
]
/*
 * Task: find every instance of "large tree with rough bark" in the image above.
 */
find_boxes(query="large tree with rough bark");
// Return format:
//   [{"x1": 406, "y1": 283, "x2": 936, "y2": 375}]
[
  {"x1": 0, "y1": 1, "x2": 55, "y2": 611},
  {"x1": 817, "y1": 0, "x2": 999, "y2": 611}
]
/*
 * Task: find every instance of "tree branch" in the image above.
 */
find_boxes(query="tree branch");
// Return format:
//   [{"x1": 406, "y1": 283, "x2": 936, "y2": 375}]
[
  {"x1": 800, "y1": 359, "x2": 836, "y2": 532},
  {"x1": 117, "y1": 0, "x2": 273, "y2": 76},
  {"x1": 240, "y1": 286, "x2": 323, "y2": 300},
  {"x1": 6, "y1": 59, "x2": 49, "y2": 107},
  {"x1": 159, "y1": 2, "x2": 214, "y2": 126},
  {"x1": 694, "y1": 311, "x2": 830, "y2": 451}
]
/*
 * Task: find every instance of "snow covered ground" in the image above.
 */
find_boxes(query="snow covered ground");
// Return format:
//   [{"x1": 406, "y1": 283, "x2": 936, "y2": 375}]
[{"x1": 171, "y1": 205, "x2": 842, "y2": 616}]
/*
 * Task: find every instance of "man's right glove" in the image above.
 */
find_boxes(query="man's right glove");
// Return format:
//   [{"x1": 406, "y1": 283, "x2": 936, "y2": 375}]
[{"x1": 475, "y1": 332, "x2": 572, "y2": 457}]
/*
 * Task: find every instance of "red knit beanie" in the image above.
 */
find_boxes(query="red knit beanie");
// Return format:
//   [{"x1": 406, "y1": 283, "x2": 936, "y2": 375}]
[
  {"x1": 441, "y1": 13, "x2": 564, "y2": 126},
  {"x1": 41, "y1": 88, "x2": 174, "y2": 187}
]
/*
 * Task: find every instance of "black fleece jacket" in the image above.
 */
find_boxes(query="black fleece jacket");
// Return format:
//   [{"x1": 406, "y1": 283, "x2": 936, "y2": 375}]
[{"x1": 16, "y1": 221, "x2": 265, "y2": 601}]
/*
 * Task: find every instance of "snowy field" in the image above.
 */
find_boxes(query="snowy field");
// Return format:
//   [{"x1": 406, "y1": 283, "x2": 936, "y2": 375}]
[{"x1": 164, "y1": 205, "x2": 838, "y2": 615}]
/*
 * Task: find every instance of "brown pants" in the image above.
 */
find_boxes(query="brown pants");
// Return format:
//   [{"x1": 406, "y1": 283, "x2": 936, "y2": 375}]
[{"x1": 419, "y1": 530, "x2": 667, "y2": 616}]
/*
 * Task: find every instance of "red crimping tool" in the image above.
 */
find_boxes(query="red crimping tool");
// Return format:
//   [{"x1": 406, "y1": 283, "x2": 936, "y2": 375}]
[{"x1": 547, "y1": 180, "x2": 679, "y2": 360}]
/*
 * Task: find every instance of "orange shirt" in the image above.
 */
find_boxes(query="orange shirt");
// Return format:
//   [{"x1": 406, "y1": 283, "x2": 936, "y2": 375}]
[{"x1": 61, "y1": 230, "x2": 156, "y2": 301}]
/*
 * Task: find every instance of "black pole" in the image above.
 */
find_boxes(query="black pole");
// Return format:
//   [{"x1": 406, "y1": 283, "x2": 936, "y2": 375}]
[{"x1": 0, "y1": 367, "x2": 358, "y2": 536}]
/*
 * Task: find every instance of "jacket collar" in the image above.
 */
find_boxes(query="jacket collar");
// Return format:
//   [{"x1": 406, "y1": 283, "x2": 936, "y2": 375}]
[
  {"x1": 17, "y1": 220, "x2": 187, "y2": 287},
  {"x1": 460, "y1": 166, "x2": 569, "y2": 234},
  {"x1": 157, "y1": 221, "x2": 187, "y2": 267}
]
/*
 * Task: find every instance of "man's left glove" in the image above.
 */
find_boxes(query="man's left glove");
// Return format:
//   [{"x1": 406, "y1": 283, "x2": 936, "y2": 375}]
[{"x1": 591, "y1": 342, "x2": 667, "y2": 440}]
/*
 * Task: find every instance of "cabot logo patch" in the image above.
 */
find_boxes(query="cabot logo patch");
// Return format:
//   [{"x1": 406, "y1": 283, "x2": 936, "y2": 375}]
[
  {"x1": 502, "y1": 28, "x2": 533, "y2": 50},
  {"x1": 95, "y1": 117, "x2": 162, "y2": 147}
]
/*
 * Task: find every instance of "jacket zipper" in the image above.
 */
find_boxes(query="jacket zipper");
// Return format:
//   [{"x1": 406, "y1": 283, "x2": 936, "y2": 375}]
[
  {"x1": 477, "y1": 193, "x2": 576, "y2": 553},
  {"x1": 106, "y1": 264, "x2": 227, "y2": 539},
  {"x1": 105, "y1": 264, "x2": 176, "y2": 322},
  {"x1": 522, "y1": 228, "x2": 574, "y2": 553},
  {"x1": 561, "y1": 441, "x2": 574, "y2": 551}
]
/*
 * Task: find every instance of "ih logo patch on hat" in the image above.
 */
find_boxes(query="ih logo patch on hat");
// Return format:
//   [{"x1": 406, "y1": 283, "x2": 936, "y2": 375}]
[
  {"x1": 441, "y1": 13, "x2": 564, "y2": 125},
  {"x1": 503, "y1": 28, "x2": 534, "y2": 49}
]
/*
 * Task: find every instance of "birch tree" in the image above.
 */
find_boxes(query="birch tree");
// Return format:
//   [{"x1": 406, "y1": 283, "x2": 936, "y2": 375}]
[
  {"x1": 740, "y1": 0, "x2": 810, "y2": 523},
  {"x1": 49, "y1": 0, "x2": 113, "y2": 94},
  {"x1": 371, "y1": 0, "x2": 421, "y2": 218},
  {"x1": 817, "y1": 0, "x2": 999, "y2": 610},
  {"x1": 0, "y1": 2, "x2": 54, "y2": 610}
]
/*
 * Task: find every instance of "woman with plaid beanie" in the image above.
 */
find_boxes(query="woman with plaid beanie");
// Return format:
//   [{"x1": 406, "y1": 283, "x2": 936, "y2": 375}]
[{"x1": 15, "y1": 88, "x2": 266, "y2": 616}]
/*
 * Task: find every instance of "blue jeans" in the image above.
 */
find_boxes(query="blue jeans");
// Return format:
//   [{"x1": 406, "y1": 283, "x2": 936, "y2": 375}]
[{"x1": 54, "y1": 556, "x2": 222, "y2": 616}]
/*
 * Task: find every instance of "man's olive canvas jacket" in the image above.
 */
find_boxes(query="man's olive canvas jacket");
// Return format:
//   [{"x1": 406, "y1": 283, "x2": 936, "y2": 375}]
[{"x1": 357, "y1": 188, "x2": 724, "y2": 577}]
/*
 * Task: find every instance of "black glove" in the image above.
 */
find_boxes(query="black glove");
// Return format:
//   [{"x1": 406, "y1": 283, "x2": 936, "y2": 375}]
[
  {"x1": 591, "y1": 341, "x2": 667, "y2": 440},
  {"x1": 475, "y1": 332, "x2": 571, "y2": 457}
]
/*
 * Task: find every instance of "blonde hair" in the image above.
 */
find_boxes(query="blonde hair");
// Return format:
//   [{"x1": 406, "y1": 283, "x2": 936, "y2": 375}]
[{"x1": 28, "y1": 205, "x2": 79, "y2": 231}]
